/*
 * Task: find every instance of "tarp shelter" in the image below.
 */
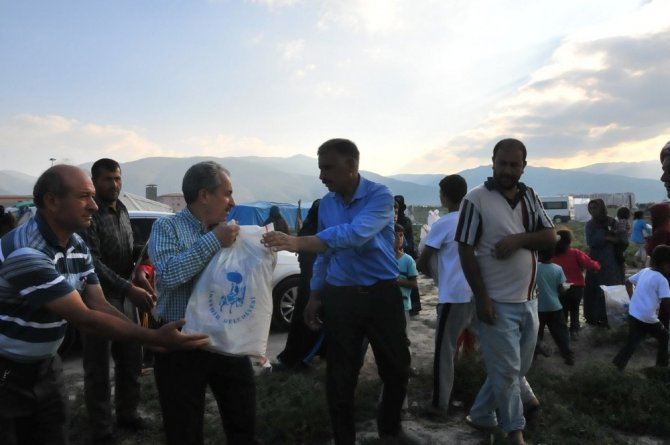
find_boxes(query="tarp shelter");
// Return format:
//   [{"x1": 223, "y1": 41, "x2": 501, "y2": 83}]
[{"x1": 227, "y1": 201, "x2": 310, "y2": 233}]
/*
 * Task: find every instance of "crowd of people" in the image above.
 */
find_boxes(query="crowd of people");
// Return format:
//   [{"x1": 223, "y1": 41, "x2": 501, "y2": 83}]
[{"x1": 0, "y1": 138, "x2": 668, "y2": 445}]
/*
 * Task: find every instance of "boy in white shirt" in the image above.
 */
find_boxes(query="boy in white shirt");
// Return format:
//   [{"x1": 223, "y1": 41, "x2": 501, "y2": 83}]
[
  {"x1": 417, "y1": 174, "x2": 474, "y2": 413},
  {"x1": 612, "y1": 245, "x2": 670, "y2": 370}
]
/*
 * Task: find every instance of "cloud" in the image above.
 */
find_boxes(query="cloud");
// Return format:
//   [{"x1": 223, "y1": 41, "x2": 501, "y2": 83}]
[
  {"x1": 276, "y1": 39, "x2": 306, "y2": 61},
  {"x1": 248, "y1": 0, "x2": 301, "y2": 9},
  {"x1": 403, "y1": 3, "x2": 670, "y2": 174},
  {"x1": 0, "y1": 114, "x2": 163, "y2": 176}
]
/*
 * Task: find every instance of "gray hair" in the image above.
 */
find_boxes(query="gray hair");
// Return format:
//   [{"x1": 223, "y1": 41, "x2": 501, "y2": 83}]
[{"x1": 182, "y1": 161, "x2": 230, "y2": 204}]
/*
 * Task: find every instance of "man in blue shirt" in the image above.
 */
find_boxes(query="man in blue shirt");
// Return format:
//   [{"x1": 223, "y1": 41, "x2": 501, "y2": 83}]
[
  {"x1": 262, "y1": 139, "x2": 412, "y2": 444},
  {"x1": 0, "y1": 165, "x2": 209, "y2": 445}
]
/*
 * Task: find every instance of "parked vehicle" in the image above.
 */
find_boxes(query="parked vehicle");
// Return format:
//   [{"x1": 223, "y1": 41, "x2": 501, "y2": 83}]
[
  {"x1": 540, "y1": 195, "x2": 575, "y2": 224},
  {"x1": 58, "y1": 213, "x2": 299, "y2": 355}
]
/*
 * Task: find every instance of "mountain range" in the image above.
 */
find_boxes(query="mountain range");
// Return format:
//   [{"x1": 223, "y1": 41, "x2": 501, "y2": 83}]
[{"x1": 0, "y1": 155, "x2": 664, "y2": 205}]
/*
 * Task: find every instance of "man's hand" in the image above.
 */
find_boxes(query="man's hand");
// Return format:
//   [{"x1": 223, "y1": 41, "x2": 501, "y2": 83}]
[
  {"x1": 152, "y1": 319, "x2": 210, "y2": 350},
  {"x1": 475, "y1": 295, "x2": 496, "y2": 325},
  {"x1": 214, "y1": 223, "x2": 240, "y2": 248},
  {"x1": 126, "y1": 285, "x2": 156, "y2": 312},
  {"x1": 132, "y1": 270, "x2": 155, "y2": 295},
  {"x1": 492, "y1": 234, "x2": 523, "y2": 259},
  {"x1": 303, "y1": 293, "x2": 323, "y2": 331},
  {"x1": 261, "y1": 231, "x2": 299, "y2": 253}
]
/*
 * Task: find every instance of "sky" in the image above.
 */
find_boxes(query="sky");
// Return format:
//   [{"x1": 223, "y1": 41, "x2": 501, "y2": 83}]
[{"x1": 1, "y1": 0, "x2": 669, "y2": 177}]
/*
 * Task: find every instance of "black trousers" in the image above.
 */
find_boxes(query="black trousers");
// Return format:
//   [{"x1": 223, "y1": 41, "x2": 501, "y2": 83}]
[
  {"x1": 559, "y1": 286, "x2": 584, "y2": 332},
  {"x1": 321, "y1": 282, "x2": 411, "y2": 445},
  {"x1": 538, "y1": 309, "x2": 572, "y2": 357},
  {"x1": 82, "y1": 298, "x2": 142, "y2": 437},
  {"x1": 277, "y1": 274, "x2": 321, "y2": 366},
  {"x1": 0, "y1": 355, "x2": 67, "y2": 445},
  {"x1": 613, "y1": 315, "x2": 669, "y2": 370},
  {"x1": 153, "y1": 349, "x2": 258, "y2": 445}
]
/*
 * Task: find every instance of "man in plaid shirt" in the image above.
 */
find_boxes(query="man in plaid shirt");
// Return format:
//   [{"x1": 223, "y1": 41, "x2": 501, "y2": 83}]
[{"x1": 149, "y1": 161, "x2": 258, "y2": 445}]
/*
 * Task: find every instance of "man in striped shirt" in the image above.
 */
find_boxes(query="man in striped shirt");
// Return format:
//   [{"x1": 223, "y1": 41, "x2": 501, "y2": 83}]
[
  {"x1": 0, "y1": 165, "x2": 209, "y2": 445},
  {"x1": 456, "y1": 139, "x2": 556, "y2": 445}
]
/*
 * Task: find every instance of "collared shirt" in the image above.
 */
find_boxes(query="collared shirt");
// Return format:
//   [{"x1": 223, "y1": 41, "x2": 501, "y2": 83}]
[
  {"x1": 79, "y1": 198, "x2": 134, "y2": 296},
  {"x1": 311, "y1": 176, "x2": 398, "y2": 291},
  {"x1": 455, "y1": 178, "x2": 553, "y2": 303},
  {"x1": 149, "y1": 208, "x2": 222, "y2": 322},
  {"x1": 0, "y1": 213, "x2": 99, "y2": 362}
]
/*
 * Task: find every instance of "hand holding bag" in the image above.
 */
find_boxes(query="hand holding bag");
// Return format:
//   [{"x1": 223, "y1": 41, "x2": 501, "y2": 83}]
[{"x1": 183, "y1": 225, "x2": 276, "y2": 356}]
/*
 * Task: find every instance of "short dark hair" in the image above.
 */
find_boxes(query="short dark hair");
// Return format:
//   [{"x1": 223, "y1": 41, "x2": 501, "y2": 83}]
[
  {"x1": 91, "y1": 158, "x2": 121, "y2": 180},
  {"x1": 394, "y1": 223, "x2": 405, "y2": 234},
  {"x1": 538, "y1": 247, "x2": 554, "y2": 263},
  {"x1": 33, "y1": 166, "x2": 70, "y2": 209},
  {"x1": 182, "y1": 161, "x2": 230, "y2": 205},
  {"x1": 634, "y1": 210, "x2": 644, "y2": 219},
  {"x1": 317, "y1": 138, "x2": 360, "y2": 162},
  {"x1": 555, "y1": 228, "x2": 573, "y2": 255},
  {"x1": 492, "y1": 138, "x2": 527, "y2": 162},
  {"x1": 616, "y1": 207, "x2": 631, "y2": 219},
  {"x1": 439, "y1": 174, "x2": 467, "y2": 206},
  {"x1": 651, "y1": 245, "x2": 670, "y2": 267}
]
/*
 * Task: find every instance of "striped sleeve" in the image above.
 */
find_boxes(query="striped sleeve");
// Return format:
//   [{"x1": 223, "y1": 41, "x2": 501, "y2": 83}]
[
  {"x1": 455, "y1": 198, "x2": 481, "y2": 246},
  {"x1": 0, "y1": 247, "x2": 76, "y2": 306},
  {"x1": 529, "y1": 188, "x2": 553, "y2": 230}
]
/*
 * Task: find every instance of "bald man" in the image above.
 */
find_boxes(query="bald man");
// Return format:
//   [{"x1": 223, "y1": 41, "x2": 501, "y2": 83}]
[{"x1": 0, "y1": 165, "x2": 209, "y2": 445}]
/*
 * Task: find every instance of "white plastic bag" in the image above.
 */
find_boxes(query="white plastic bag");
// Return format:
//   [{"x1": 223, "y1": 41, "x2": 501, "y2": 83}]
[
  {"x1": 418, "y1": 210, "x2": 440, "y2": 284},
  {"x1": 601, "y1": 284, "x2": 630, "y2": 328},
  {"x1": 183, "y1": 225, "x2": 276, "y2": 357}
]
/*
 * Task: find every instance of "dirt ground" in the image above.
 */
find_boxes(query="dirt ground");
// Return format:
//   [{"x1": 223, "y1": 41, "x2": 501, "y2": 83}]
[
  {"x1": 61, "y1": 273, "x2": 666, "y2": 444},
  {"x1": 353, "y1": 275, "x2": 667, "y2": 445}
]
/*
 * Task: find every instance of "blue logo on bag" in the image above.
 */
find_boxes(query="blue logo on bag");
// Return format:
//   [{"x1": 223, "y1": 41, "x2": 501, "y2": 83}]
[{"x1": 207, "y1": 271, "x2": 256, "y2": 324}]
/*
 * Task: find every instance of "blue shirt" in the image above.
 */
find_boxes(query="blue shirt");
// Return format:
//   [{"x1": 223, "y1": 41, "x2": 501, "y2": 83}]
[
  {"x1": 0, "y1": 213, "x2": 99, "y2": 362},
  {"x1": 536, "y1": 262, "x2": 566, "y2": 312},
  {"x1": 149, "y1": 208, "x2": 222, "y2": 322},
  {"x1": 311, "y1": 176, "x2": 398, "y2": 291},
  {"x1": 630, "y1": 218, "x2": 650, "y2": 244},
  {"x1": 397, "y1": 253, "x2": 417, "y2": 310}
]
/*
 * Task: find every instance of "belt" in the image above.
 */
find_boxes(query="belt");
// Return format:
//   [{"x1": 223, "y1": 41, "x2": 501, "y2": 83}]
[{"x1": 331, "y1": 279, "x2": 397, "y2": 295}]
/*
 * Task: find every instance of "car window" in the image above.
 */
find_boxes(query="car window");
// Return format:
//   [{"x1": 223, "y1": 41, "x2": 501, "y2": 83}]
[{"x1": 130, "y1": 218, "x2": 156, "y2": 247}]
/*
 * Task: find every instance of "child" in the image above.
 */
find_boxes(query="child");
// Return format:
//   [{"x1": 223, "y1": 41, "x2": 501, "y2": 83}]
[
  {"x1": 395, "y1": 223, "x2": 418, "y2": 326},
  {"x1": 374, "y1": 224, "x2": 417, "y2": 410},
  {"x1": 416, "y1": 174, "x2": 474, "y2": 413},
  {"x1": 614, "y1": 207, "x2": 632, "y2": 283},
  {"x1": 551, "y1": 228, "x2": 601, "y2": 339},
  {"x1": 536, "y1": 248, "x2": 575, "y2": 365},
  {"x1": 630, "y1": 211, "x2": 651, "y2": 268},
  {"x1": 612, "y1": 245, "x2": 670, "y2": 370}
]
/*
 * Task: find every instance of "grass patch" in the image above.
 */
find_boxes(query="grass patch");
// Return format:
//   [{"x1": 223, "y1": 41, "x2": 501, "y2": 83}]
[{"x1": 524, "y1": 360, "x2": 670, "y2": 444}]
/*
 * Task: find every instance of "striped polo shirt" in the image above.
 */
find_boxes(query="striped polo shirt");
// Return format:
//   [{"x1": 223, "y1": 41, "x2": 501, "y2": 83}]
[
  {"x1": 455, "y1": 179, "x2": 553, "y2": 303},
  {"x1": 0, "y1": 212, "x2": 99, "y2": 362}
]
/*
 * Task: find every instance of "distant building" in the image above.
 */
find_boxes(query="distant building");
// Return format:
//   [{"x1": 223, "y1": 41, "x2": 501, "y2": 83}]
[
  {"x1": 0, "y1": 195, "x2": 32, "y2": 207},
  {"x1": 157, "y1": 193, "x2": 186, "y2": 213},
  {"x1": 119, "y1": 191, "x2": 172, "y2": 212}
]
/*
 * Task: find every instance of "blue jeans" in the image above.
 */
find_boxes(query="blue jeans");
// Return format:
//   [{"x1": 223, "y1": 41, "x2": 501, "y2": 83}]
[{"x1": 469, "y1": 299, "x2": 538, "y2": 433}]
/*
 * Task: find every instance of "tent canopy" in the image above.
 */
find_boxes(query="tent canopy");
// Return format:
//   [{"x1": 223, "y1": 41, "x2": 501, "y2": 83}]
[{"x1": 226, "y1": 201, "x2": 310, "y2": 233}]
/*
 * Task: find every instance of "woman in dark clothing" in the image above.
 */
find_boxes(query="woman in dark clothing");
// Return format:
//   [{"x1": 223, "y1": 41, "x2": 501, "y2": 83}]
[
  {"x1": 0, "y1": 206, "x2": 17, "y2": 237},
  {"x1": 583, "y1": 199, "x2": 621, "y2": 327},
  {"x1": 263, "y1": 205, "x2": 290, "y2": 234},
  {"x1": 276, "y1": 199, "x2": 322, "y2": 369},
  {"x1": 645, "y1": 203, "x2": 670, "y2": 329}
]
